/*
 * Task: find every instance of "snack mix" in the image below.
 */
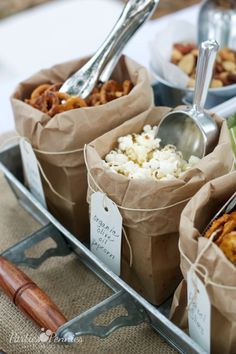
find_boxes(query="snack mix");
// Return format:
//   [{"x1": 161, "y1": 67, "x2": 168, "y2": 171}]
[
  {"x1": 25, "y1": 80, "x2": 133, "y2": 117},
  {"x1": 103, "y1": 125, "x2": 200, "y2": 181},
  {"x1": 171, "y1": 42, "x2": 236, "y2": 88},
  {"x1": 204, "y1": 210, "x2": 236, "y2": 265}
]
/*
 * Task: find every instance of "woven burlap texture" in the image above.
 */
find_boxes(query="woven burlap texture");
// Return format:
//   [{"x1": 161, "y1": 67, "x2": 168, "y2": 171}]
[{"x1": 0, "y1": 139, "x2": 177, "y2": 354}]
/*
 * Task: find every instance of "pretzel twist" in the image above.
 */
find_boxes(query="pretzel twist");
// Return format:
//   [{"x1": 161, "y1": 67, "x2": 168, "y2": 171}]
[{"x1": 25, "y1": 79, "x2": 133, "y2": 117}]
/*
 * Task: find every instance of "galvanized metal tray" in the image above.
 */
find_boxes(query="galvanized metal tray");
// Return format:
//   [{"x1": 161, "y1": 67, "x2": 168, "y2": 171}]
[{"x1": 0, "y1": 143, "x2": 206, "y2": 354}]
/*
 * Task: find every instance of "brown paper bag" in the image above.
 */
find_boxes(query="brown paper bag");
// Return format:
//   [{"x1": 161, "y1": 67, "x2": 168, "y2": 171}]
[
  {"x1": 170, "y1": 171, "x2": 236, "y2": 354},
  {"x1": 85, "y1": 106, "x2": 233, "y2": 304},
  {"x1": 11, "y1": 55, "x2": 153, "y2": 241}
]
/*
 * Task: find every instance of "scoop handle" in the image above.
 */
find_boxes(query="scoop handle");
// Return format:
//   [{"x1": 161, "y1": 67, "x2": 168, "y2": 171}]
[
  {"x1": 193, "y1": 40, "x2": 219, "y2": 113},
  {"x1": 0, "y1": 256, "x2": 67, "y2": 333}
]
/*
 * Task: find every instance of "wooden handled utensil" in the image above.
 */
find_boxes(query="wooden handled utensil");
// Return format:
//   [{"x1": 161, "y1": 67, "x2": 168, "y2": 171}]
[{"x1": 0, "y1": 256, "x2": 67, "y2": 333}]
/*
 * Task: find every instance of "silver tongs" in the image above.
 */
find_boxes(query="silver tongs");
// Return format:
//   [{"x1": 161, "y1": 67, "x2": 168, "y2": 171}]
[{"x1": 60, "y1": 0, "x2": 160, "y2": 98}]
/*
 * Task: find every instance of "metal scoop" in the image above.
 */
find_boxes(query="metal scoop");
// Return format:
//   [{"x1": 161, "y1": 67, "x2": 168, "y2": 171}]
[
  {"x1": 60, "y1": 0, "x2": 160, "y2": 97},
  {"x1": 156, "y1": 40, "x2": 219, "y2": 161}
]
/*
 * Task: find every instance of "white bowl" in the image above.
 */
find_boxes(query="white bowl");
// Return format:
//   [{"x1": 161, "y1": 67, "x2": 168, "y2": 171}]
[
  {"x1": 149, "y1": 20, "x2": 236, "y2": 107},
  {"x1": 150, "y1": 62, "x2": 236, "y2": 108}
]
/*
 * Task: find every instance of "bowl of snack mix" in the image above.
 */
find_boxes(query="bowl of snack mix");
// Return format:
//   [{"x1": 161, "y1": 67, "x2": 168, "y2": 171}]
[{"x1": 150, "y1": 21, "x2": 236, "y2": 107}]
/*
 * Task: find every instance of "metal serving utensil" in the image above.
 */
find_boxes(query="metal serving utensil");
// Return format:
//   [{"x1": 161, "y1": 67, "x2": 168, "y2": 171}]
[
  {"x1": 156, "y1": 40, "x2": 219, "y2": 161},
  {"x1": 60, "y1": 0, "x2": 159, "y2": 97},
  {"x1": 203, "y1": 191, "x2": 236, "y2": 235}
]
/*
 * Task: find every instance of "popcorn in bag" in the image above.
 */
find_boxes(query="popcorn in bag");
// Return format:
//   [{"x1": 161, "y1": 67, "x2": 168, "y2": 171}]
[{"x1": 85, "y1": 106, "x2": 233, "y2": 304}]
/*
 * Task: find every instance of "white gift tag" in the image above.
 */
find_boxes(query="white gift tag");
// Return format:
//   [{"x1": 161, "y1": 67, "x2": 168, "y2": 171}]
[
  {"x1": 187, "y1": 270, "x2": 211, "y2": 354},
  {"x1": 90, "y1": 192, "x2": 122, "y2": 275},
  {"x1": 19, "y1": 139, "x2": 47, "y2": 208}
]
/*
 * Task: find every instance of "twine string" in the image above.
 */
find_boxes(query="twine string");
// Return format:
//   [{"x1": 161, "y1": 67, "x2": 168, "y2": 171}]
[
  {"x1": 0, "y1": 135, "x2": 84, "y2": 155},
  {"x1": 186, "y1": 237, "x2": 214, "y2": 310},
  {"x1": 36, "y1": 161, "x2": 75, "y2": 205},
  {"x1": 34, "y1": 146, "x2": 84, "y2": 155},
  {"x1": 179, "y1": 234, "x2": 236, "y2": 291},
  {"x1": 83, "y1": 143, "x2": 196, "y2": 269},
  {"x1": 122, "y1": 226, "x2": 133, "y2": 267},
  {"x1": 0, "y1": 136, "x2": 75, "y2": 205}
]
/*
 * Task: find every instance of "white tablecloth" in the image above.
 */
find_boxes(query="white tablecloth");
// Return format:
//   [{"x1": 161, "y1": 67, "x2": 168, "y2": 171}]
[{"x1": 0, "y1": 0, "x2": 199, "y2": 134}]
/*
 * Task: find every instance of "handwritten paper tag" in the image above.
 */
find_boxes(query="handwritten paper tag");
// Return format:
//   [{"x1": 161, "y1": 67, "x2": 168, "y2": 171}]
[
  {"x1": 187, "y1": 270, "x2": 211, "y2": 354},
  {"x1": 90, "y1": 192, "x2": 122, "y2": 275},
  {"x1": 19, "y1": 139, "x2": 47, "y2": 208}
]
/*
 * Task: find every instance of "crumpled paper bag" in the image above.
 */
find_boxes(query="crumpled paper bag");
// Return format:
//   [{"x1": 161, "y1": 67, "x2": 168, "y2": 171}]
[
  {"x1": 12, "y1": 55, "x2": 154, "y2": 241},
  {"x1": 170, "y1": 171, "x2": 236, "y2": 354},
  {"x1": 85, "y1": 106, "x2": 233, "y2": 304}
]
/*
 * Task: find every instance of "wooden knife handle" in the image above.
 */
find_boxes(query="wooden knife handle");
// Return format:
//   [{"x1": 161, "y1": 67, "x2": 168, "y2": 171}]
[{"x1": 0, "y1": 256, "x2": 67, "y2": 333}]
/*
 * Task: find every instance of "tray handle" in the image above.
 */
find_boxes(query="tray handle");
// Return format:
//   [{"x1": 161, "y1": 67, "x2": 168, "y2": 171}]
[{"x1": 0, "y1": 255, "x2": 67, "y2": 333}]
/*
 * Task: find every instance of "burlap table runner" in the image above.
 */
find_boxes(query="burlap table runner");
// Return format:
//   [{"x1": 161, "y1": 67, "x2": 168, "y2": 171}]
[{"x1": 0, "y1": 134, "x2": 177, "y2": 354}]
